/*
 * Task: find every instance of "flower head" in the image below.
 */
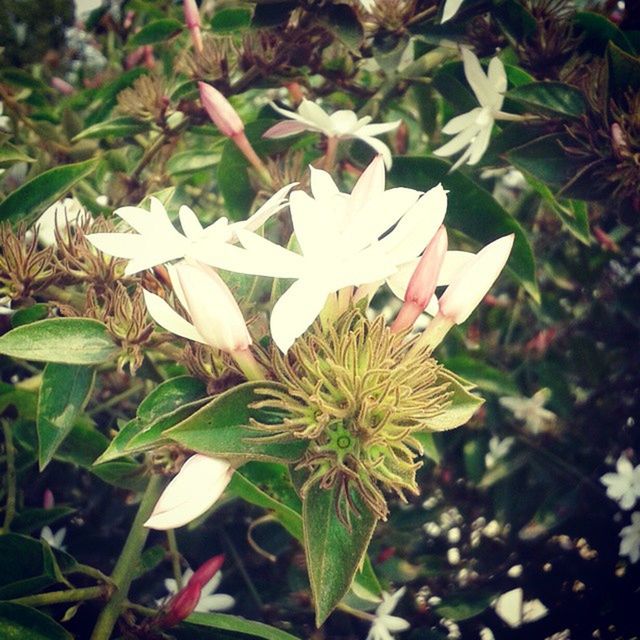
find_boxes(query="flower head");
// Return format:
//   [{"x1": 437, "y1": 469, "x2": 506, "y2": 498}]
[
  {"x1": 264, "y1": 99, "x2": 401, "y2": 168},
  {"x1": 144, "y1": 455, "x2": 233, "y2": 530},
  {"x1": 434, "y1": 48, "x2": 512, "y2": 169},
  {"x1": 499, "y1": 389, "x2": 557, "y2": 435},
  {"x1": 601, "y1": 455, "x2": 640, "y2": 510},
  {"x1": 367, "y1": 587, "x2": 410, "y2": 640},
  {"x1": 620, "y1": 511, "x2": 640, "y2": 563},
  {"x1": 485, "y1": 435, "x2": 515, "y2": 469},
  {"x1": 40, "y1": 526, "x2": 67, "y2": 550}
]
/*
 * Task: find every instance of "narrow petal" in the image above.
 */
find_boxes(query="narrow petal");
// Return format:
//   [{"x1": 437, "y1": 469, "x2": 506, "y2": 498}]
[
  {"x1": 330, "y1": 109, "x2": 359, "y2": 135},
  {"x1": 441, "y1": 108, "x2": 481, "y2": 135},
  {"x1": 350, "y1": 155, "x2": 386, "y2": 211},
  {"x1": 262, "y1": 120, "x2": 310, "y2": 138},
  {"x1": 270, "y1": 279, "x2": 330, "y2": 352},
  {"x1": 433, "y1": 125, "x2": 479, "y2": 157},
  {"x1": 309, "y1": 166, "x2": 340, "y2": 199},
  {"x1": 357, "y1": 135, "x2": 393, "y2": 168},
  {"x1": 179, "y1": 206, "x2": 204, "y2": 240},
  {"x1": 436, "y1": 250, "x2": 475, "y2": 285},
  {"x1": 238, "y1": 182, "x2": 297, "y2": 233},
  {"x1": 144, "y1": 455, "x2": 233, "y2": 530},
  {"x1": 461, "y1": 47, "x2": 498, "y2": 107},
  {"x1": 86, "y1": 233, "x2": 148, "y2": 260},
  {"x1": 381, "y1": 614, "x2": 411, "y2": 632},
  {"x1": 488, "y1": 56, "x2": 507, "y2": 94},
  {"x1": 289, "y1": 190, "x2": 334, "y2": 257},
  {"x1": 232, "y1": 229, "x2": 305, "y2": 278},
  {"x1": 297, "y1": 99, "x2": 335, "y2": 132},
  {"x1": 142, "y1": 289, "x2": 205, "y2": 344},
  {"x1": 196, "y1": 594, "x2": 235, "y2": 612},
  {"x1": 441, "y1": 0, "x2": 465, "y2": 22},
  {"x1": 467, "y1": 123, "x2": 493, "y2": 165},
  {"x1": 359, "y1": 120, "x2": 402, "y2": 136}
]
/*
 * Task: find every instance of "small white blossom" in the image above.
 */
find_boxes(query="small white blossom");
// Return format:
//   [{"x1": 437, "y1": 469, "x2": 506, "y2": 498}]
[
  {"x1": 40, "y1": 526, "x2": 67, "y2": 551},
  {"x1": 36, "y1": 198, "x2": 88, "y2": 247},
  {"x1": 0, "y1": 101, "x2": 10, "y2": 131},
  {"x1": 485, "y1": 435, "x2": 515, "y2": 469},
  {"x1": 499, "y1": 389, "x2": 557, "y2": 435},
  {"x1": 264, "y1": 100, "x2": 401, "y2": 168},
  {"x1": 601, "y1": 455, "x2": 640, "y2": 510},
  {"x1": 441, "y1": 0, "x2": 464, "y2": 22},
  {"x1": 494, "y1": 588, "x2": 548, "y2": 628},
  {"x1": 159, "y1": 567, "x2": 235, "y2": 612},
  {"x1": 366, "y1": 587, "x2": 410, "y2": 640},
  {"x1": 619, "y1": 512, "x2": 640, "y2": 563}
]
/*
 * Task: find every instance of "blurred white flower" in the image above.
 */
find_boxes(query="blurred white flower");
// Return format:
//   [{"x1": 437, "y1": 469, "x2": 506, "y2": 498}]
[
  {"x1": 264, "y1": 99, "x2": 401, "y2": 168},
  {"x1": 0, "y1": 101, "x2": 10, "y2": 131},
  {"x1": 159, "y1": 567, "x2": 235, "y2": 613},
  {"x1": 620, "y1": 511, "x2": 640, "y2": 563},
  {"x1": 499, "y1": 389, "x2": 557, "y2": 435},
  {"x1": 366, "y1": 587, "x2": 410, "y2": 640},
  {"x1": 493, "y1": 588, "x2": 548, "y2": 628},
  {"x1": 485, "y1": 435, "x2": 515, "y2": 469},
  {"x1": 434, "y1": 48, "x2": 518, "y2": 170},
  {"x1": 40, "y1": 526, "x2": 67, "y2": 551},
  {"x1": 441, "y1": 0, "x2": 464, "y2": 22},
  {"x1": 144, "y1": 455, "x2": 233, "y2": 530},
  {"x1": 86, "y1": 184, "x2": 294, "y2": 276},
  {"x1": 36, "y1": 198, "x2": 88, "y2": 247},
  {"x1": 601, "y1": 455, "x2": 640, "y2": 510}
]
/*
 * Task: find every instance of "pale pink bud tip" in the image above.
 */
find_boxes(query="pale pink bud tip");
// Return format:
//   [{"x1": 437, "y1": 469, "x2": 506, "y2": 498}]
[
  {"x1": 191, "y1": 554, "x2": 225, "y2": 588},
  {"x1": 43, "y1": 489, "x2": 55, "y2": 510},
  {"x1": 183, "y1": 0, "x2": 201, "y2": 28},
  {"x1": 439, "y1": 233, "x2": 514, "y2": 324},
  {"x1": 198, "y1": 82, "x2": 244, "y2": 138},
  {"x1": 406, "y1": 226, "x2": 448, "y2": 308}
]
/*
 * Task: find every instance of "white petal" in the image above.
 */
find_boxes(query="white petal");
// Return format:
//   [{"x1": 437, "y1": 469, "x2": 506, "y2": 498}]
[
  {"x1": 269, "y1": 102, "x2": 315, "y2": 128},
  {"x1": 488, "y1": 56, "x2": 507, "y2": 94},
  {"x1": 494, "y1": 588, "x2": 523, "y2": 628},
  {"x1": 376, "y1": 587, "x2": 406, "y2": 616},
  {"x1": 350, "y1": 155, "x2": 386, "y2": 212},
  {"x1": 289, "y1": 191, "x2": 334, "y2": 258},
  {"x1": 231, "y1": 230, "x2": 304, "y2": 278},
  {"x1": 434, "y1": 124, "x2": 479, "y2": 157},
  {"x1": 144, "y1": 455, "x2": 233, "y2": 530},
  {"x1": 239, "y1": 182, "x2": 297, "y2": 233},
  {"x1": 270, "y1": 279, "x2": 330, "y2": 352},
  {"x1": 330, "y1": 109, "x2": 359, "y2": 135},
  {"x1": 142, "y1": 289, "x2": 205, "y2": 344},
  {"x1": 357, "y1": 135, "x2": 394, "y2": 168},
  {"x1": 441, "y1": 0, "x2": 464, "y2": 22},
  {"x1": 86, "y1": 233, "x2": 148, "y2": 260},
  {"x1": 359, "y1": 120, "x2": 402, "y2": 137},
  {"x1": 437, "y1": 250, "x2": 475, "y2": 285},
  {"x1": 297, "y1": 100, "x2": 334, "y2": 132},
  {"x1": 380, "y1": 614, "x2": 411, "y2": 632},
  {"x1": 309, "y1": 166, "x2": 340, "y2": 199},
  {"x1": 442, "y1": 108, "x2": 482, "y2": 135},
  {"x1": 461, "y1": 47, "x2": 498, "y2": 108},
  {"x1": 179, "y1": 206, "x2": 204, "y2": 239},
  {"x1": 196, "y1": 593, "x2": 236, "y2": 612},
  {"x1": 467, "y1": 123, "x2": 493, "y2": 165}
]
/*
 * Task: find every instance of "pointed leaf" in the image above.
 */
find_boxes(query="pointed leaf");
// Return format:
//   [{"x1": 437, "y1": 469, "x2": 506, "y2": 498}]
[
  {"x1": 0, "y1": 603, "x2": 73, "y2": 640},
  {"x1": 129, "y1": 18, "x2": 183, "y2": 46},
  {"x1": 0, "y1": 318, "x2": 118, "y2": 364},
  {"x1": 303, "y1": 479, "x2": 377, "y2": 626},
  {"x1": 0, "y1": 159, "x2": 99, "y2": 223},
  {"x1": 184, "y1": 612, "x2": 301, "y2": 640},
  {"x1": 73, "y1": 116, "x2": 151, "y2": 141},
  {"x1": 506, "y1": 82, "x2": 586, "y2": 118},
  {"x1": 37, "y1": 363, "x2": 96, "y2": 469}
]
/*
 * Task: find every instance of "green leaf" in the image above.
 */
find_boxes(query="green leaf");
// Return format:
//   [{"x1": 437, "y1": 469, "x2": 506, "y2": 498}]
[
  {"x1": 166, "y1": 150, "x2": 221, "y2": 176},
  {"x1": 319, "y1": 4, "x2": 363, "y2": 54},
  {"x1": 493, "y1": 0, "x2": 536, "y2": 42},
  {"x1": 414, "y1": 432, "x2": 441, "y2": 464},
  {"x1": 86, "y1": 68, "x2": 147, "y2": 126},
  {"x1": 423, "y1": 369, "x2": 484, "y2": 431},
  {"x1": 129, "y1": 18, "x2": 183, "y2": 46},
  {"x1": 389, "y1": 156, "x2": 539, "y2": 302},
  {"x1": 506, "y1": 82, "x2": 586, "y2": 118},
  {"x1": 434, "y1": 590, "x2": 495, "y2": 621},
  {"x1": 167, "y1": 381, "x2": 308, "y2": 463},
  {"x1": 183, "y1": 612, "x2": 301, "y2": 640},
  {"x1": 0, "y1": 603, "x2": 72, "y2": 640},
  {"x1": 0, "y1": 159, "x2": 99, "y2": 224},
  {"x1": 211, "y1": 8, "x2": 252, "y2": 33},
  {"x1": 11, "y1": 304, "x2": 49, "y2": 328},
  {"x1": 607, "y1": 42, "x2": 640, "y2": 107},
  {"x1": 444, "y1": 355, "x2": 519, "y2": 395},
  {"x1": 72, "y1": 116, "x2": 151, "y2": 141},
  {"x1": 0, "y1": 144, "x2": 35, "y2": 167},
  {"x1": 12, "y1": 507, "x2": 75, "y2": 534},
  {"x1": 303, "y1": 479, "x2": 377, "y2": 625},
  {"x1": 37, "y1": 364, "x2": 96, "y2": 469},
  {"x1": 0, "y1": 318, "x2": 118, "y2": 365},
  {"x1": 574, "y1": 11, "x2": 636, "y2": 56}
]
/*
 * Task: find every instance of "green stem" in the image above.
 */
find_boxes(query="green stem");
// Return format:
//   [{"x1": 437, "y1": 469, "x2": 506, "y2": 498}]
[
  {"x1": 88, "y1": 383, "x2": 145, "y2": 417},
  {"x1": 72, "y1": 564, "x2": 113, "y2": 585},
  {"x1": 10, "y1": 586, "x2": 108, "y2": 608},
  {"x1": 2, "y1": 420, "x2": 16, "y2": 534},
  {"x1": 232, "y1": 349, "x2": 267, "y2": 381},
  {"x1": 166, "y1": 529, "x2": 183, "y2": 589},
  {"x1": 90, "y1": 475, "x2": 165, "y2": 640}
]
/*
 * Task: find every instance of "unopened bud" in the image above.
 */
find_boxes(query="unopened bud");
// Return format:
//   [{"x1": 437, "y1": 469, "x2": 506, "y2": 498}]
[
  {"x1": 158, "y1": 581, "x2": 202, "y2": 628},
  {"x1": 198, "y1": 82, "x2": 244, "y2": 138},
  {"x1": 183, "y1": 0, "x2": 203, "y2": 54}
]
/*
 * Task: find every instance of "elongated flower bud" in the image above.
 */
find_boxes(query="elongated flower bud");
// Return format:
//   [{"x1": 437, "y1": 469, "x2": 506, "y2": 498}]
[
  {"x1": 173, "y1": 261, "x2": 251, "y2": 353},
  {"x1": 198, "y1": 82, "x2": 244, "y2": 138},
  {"x1": 190, "y1": 554, "x2": 225, "y2": 588},
  {"x1": 391, "y1": 226, "x2": 448, "y2": 333},
  {"x1": 438, "y1": 234, "x2": 514, "y2": 324},
  {"x1": 144, "y1": 455, "x2": 233, "y2": 530},
  {"x1": 183, "y1": 0, "x2": 203, "y2": 54}
]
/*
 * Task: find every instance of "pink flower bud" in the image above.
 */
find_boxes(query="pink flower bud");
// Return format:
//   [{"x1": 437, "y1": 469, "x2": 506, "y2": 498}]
[
  {"x1": 43, "y1": 489, "x2": 55, "y2": 510},
  {"x1": 51, "y1": 77, "x2": 74, "y2": 95},
  {"x1": 391, "y1": 226, "x2": 448, "y2": 333},
  {"x1": 183, "y1": 0, "x2": 203, "y2": 54},
  {"x1": 191, "y1": 554, "x2": 225, "y2": 588},
  {"x1": 198, "y1": 82, "x2": 244, "y2": 138},
  {"x1": 438, "y1": 234, "x2": 514, "y2": 324}
]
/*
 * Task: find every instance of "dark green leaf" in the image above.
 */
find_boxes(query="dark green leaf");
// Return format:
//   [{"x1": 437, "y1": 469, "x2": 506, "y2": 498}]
[
  {"x1": 11, "y1": 304, "x2": 49, "y2": 328},
  {"x1": 73, "y1": 116, "x2": 151, "y2": 141},
  {"x1": 86, "y1": 68, "x2": 148, "y2": 126},
  {"x1": 0, "y1": 603, "x2": 72, "y2": 640},
  {"x1": 37, "y1": 364, "x2": 95, "y2": 469},
  {"x1": 0, "y1": 159, "x2": 99, "y2": 224},
  {"x1": 211, "y1": 8, "x2": 252, "y2": 33},
  {"x1": 435, "y1": 591, "x2": 495, "y2": 621},
  {"x1": 493, "y1": 0, "x2": 536, "y2": 42},
  {"x1": 607, "y1": 42, "x2": 640, "y2": 107},
  {"x1": 129, "y1": 18, "x2": 183, "y2": 46},
  {"x1": 444, "y1": 355, "x2": 519, "y2": 395},
  {"x1": 414, "y1": 432, "x2": 441, "y2": 464},
  {"x1": 0, "y1": 144, "x2": 35, "y2": 168},
  {"x1": 574, "y1": 11, "x2": 636, "y2": 56},
  {"x1": 166, "y1": 150, "x2": 221, "y2": 176},
  {"x1": 0, "y1": 318, "x2": 118, "y2": 365},
  {"x1": 389, "y1": 156, "x2": 539, "y2": 302},
  {"x1": 167, "y1": 382, "x2": 308, "y2": 463},
  {"x1": 303, "y1": 479, "x2": 377, "y2": 625},
  {"x1": 12, "y1": 507, "x2": 75, "y2": 534},
  {"x1": 506, "y1": 82, "x2": 586, "y2": 118},
  {"x1": 0, "y1": 69, "x2": 50, "y2": 91},
  {"x1": 183, "y1": 612, "x2": 300, "y2": 640},
  {"x1": 251, "y1": 3, "x2": 295, "y2": 28}
]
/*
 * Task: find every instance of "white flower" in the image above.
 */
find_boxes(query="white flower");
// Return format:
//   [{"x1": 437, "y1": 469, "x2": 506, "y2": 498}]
[
  {"x1": 485, "y1": 435, "x2": 515, "y2": 469},
  {"x1": 499, "y1": 389, "x2": 557, "y2": 435},
  {"x1": 620, "y1": 511, "x2": 640, "y2": 563},
  {"x1": 159, "y1": 567, "x2": 235, "y2": 612},
  {"x1": 434, "y1": 48, "x2": 516, "y2": 170},
  {"x1": 493, "y1": 588, "x2": 548, "y2": 628},
  {"x1": 36, "y1": 198, "x2": 88, "y2": 246},
  {"x1": 264, "y1": 99, "x2": 401, "y2": 168},
  {"x1": 601, "y1": 455, "x2": 640, "y2": 510},
  {"x1": 142, "y1": 260, "x2": 251, "y2": 354},
  {"x1": 0, "y1": 101, "x2": 10, "y2": 131},
  {"x1": 441, "y1": 0, "x2": 464, "y2": 22},
  {"x1": 86, "y1": 184, "x2": 294, "y2": 276},
  {"x1": 366, "y1": 587, "x2": 410, "y2": 640},
  {"x1": 144, "y1": 455, "x2": 233, "y2": 530},
  {"x1": 236, "y1": 156, "x2": 447, "y2": 351},
  {"x1": 40, "y1": 526, "x2": 67, "y2": 551}
]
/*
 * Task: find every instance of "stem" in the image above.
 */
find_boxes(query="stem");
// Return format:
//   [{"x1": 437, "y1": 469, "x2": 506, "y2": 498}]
[
  {"x1": 323, "y1": 136, "x2": 339, "y2": 171},
  {"x1": 88, "y1": 383, "x2": 145, "y2": 417},
  {"x1": 231, "y1": 131, "x2": 272, "y2": 186},
  {"x1": 232, "y1": 349, "x2": 267, "y2": 381},
  {"x1": 90, "y1": 475, "x2": 165, "y2": 640},
  {"x1": 166, "y1": 529, "x2": 183, "y2": 589},
  {"x1": 411, "y1": 314, "x2": 454, "y2": 355},
  {"x1": 72, "y1": 564, "x2": 113, "y2": 585},
  {"x1": 10, "y1": 586, "x2": 108, "y2": 608},
  {"x1": 2, "y1": 420, "x2": 16, "y2": 534}
]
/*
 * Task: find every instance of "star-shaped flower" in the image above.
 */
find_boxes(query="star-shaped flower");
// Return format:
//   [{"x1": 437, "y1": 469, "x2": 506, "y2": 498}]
[
  {"x1": 485, "y1": 435, "x2": 515, "y2": 469},
  {"x1": 434, "y1": 48, "x2": 518, "y2": 170},
  {"x1": 264, "y1": 99, "x2": 401, "y2": 168},
  {"x1": 499, "y1": 389, "x2": 557, "y2": 435},
  {"x1": 40, "y1": 526, "x2": 67, "y2": 551},
  {"x1": 620, "y1": 511, "x2": 640, "y2": 563},
  {"x1": 366, "y1": 587, "x2": 410, "y2": 640},
  {"x1": 601, "y1": 455, "x2": 640, "y2": 511}
]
